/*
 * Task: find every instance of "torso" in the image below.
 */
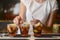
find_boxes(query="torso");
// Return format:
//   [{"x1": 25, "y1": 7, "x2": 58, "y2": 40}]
[
  {"x1": 20, "y1": 0, "x2": 57, "y2": 34},
  {"x1": 26, "y1": 0, "x2": 51, "y2": 25},
  {"x1": 35, "y1": 0, "x2": 46, "y2": 3}
]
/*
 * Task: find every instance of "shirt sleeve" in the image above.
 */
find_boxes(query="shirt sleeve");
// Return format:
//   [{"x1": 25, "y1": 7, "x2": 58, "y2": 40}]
[
  {"x1": 21, "y1": 0, "x2": 31, "y2": 7},
  {"x1": 51, "y1": 0, "x2": 58, "y2": 12}
]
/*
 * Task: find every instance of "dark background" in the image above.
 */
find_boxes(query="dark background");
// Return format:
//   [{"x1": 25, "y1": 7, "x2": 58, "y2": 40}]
[
  {"x1": 57, "y1": 0, "x2": 60, "y2": 15},
  {"x1": 0, "y1": 0, "x2": 20, "y2": 20},
  {"x1": 0, "y1": 0, "x2": 20, "y2": 33}
]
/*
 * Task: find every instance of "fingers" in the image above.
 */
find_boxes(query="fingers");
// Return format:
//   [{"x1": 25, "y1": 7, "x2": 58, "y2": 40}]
[
  {"x1": 13, "y1": 16, "x2": 25, "y2": 25},
  {"x1": 13, "y1": 16, "x2": 20, "y2": 25},
  {"x1": 19, "y1": 20, "x2": 23, "y2": 24},
  {"x1": 33, "y1": 19, "x2": 40, "y2": 23},
  {"x1": 30, "y1": 19, "x2": 41, "y2": 26},
  {"x1": 31, "y1": 19, "x2": 40, "y2": 24}
]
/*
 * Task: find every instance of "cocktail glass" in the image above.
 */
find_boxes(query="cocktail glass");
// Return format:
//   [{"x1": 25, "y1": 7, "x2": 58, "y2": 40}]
[{"x1": 7, "y1": 24, "x2": 17, "y2": 36}]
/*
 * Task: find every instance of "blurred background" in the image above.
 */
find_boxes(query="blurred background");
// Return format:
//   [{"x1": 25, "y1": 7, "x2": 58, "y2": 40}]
[
  {"x1": 0, "y1": 0, "x2": 20, "y2": 33},
  {"x1": 0, "y1": 0, "x2": 60, "y2": 33},
  {"x1": 0, "y1": 0, "x2": 20, "y2": 20}
]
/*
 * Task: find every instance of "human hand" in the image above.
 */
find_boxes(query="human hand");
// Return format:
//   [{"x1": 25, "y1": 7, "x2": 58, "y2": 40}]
[
  {"x1": 30, "y1": 19, "x2": 41, "y2": 26},
  {"x1": 13, "y1": 16, "x2": 25, "y2": 25}
]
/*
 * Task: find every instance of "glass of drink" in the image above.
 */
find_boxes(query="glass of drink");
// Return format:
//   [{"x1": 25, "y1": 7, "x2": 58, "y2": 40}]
[
  {"x1": 7, "y1": 24, "x2": 18, "y2": 36},
  {"x1": 20, "y1": 22, "x2": 30, "y2": 37},
  {"x1": 33, "y1": 22, "x2": 42, "y2": 37}
]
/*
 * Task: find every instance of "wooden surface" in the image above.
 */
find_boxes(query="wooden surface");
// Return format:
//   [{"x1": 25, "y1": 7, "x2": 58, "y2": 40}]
[{"x1": 0, "y1": 20, "x2": 12, "y2": 22}]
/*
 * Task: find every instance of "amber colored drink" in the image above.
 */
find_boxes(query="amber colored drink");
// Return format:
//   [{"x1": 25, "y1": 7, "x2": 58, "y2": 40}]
[
  {"x1": 7, "y1": 24, "x2": 17, "y2": 36},
  {"x1": 20, "y1": 22, "x2": 30, "y2": 36},
  {"x1": 33, "y1": 22, "x2": 42, "y2": 37}
]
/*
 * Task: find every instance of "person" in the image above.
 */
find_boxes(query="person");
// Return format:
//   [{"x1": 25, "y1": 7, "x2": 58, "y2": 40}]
[{"x1": 13, "y1": 0, "x2": 58, "y2": 34}]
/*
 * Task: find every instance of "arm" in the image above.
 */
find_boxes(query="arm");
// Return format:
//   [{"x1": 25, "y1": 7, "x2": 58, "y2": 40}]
[
  {"x1": 47, "y1": 11, "x2": 56, "y2": 27},
  {"x1": 42, "y1": 11, "x2": 57, "y2": 33},
  {"x1": 42, "y1": 0, "x2": 58, "y2": 33},
  {"x1": 13, "y1": 2, "x2": 26, "y2": 25},
  {"x1": 47, "y1": 0, "x2": 58, "y2": 27},
  {"x1": 19, "y1": 2, "x2": 26, "y2": 20}
]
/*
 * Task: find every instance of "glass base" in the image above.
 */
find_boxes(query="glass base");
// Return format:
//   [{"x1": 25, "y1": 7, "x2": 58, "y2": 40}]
[{"x1": 34, "y1": 34, "x2": 41, "y2": 37}]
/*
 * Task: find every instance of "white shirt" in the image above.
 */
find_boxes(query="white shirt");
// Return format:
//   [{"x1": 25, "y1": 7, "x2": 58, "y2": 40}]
[
  {"x1": 21, "y1": 0, "x2": 58, "y2": 25},
  {"x1": 18, "y1": 0, "x2": 58, "y2": 34}
]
